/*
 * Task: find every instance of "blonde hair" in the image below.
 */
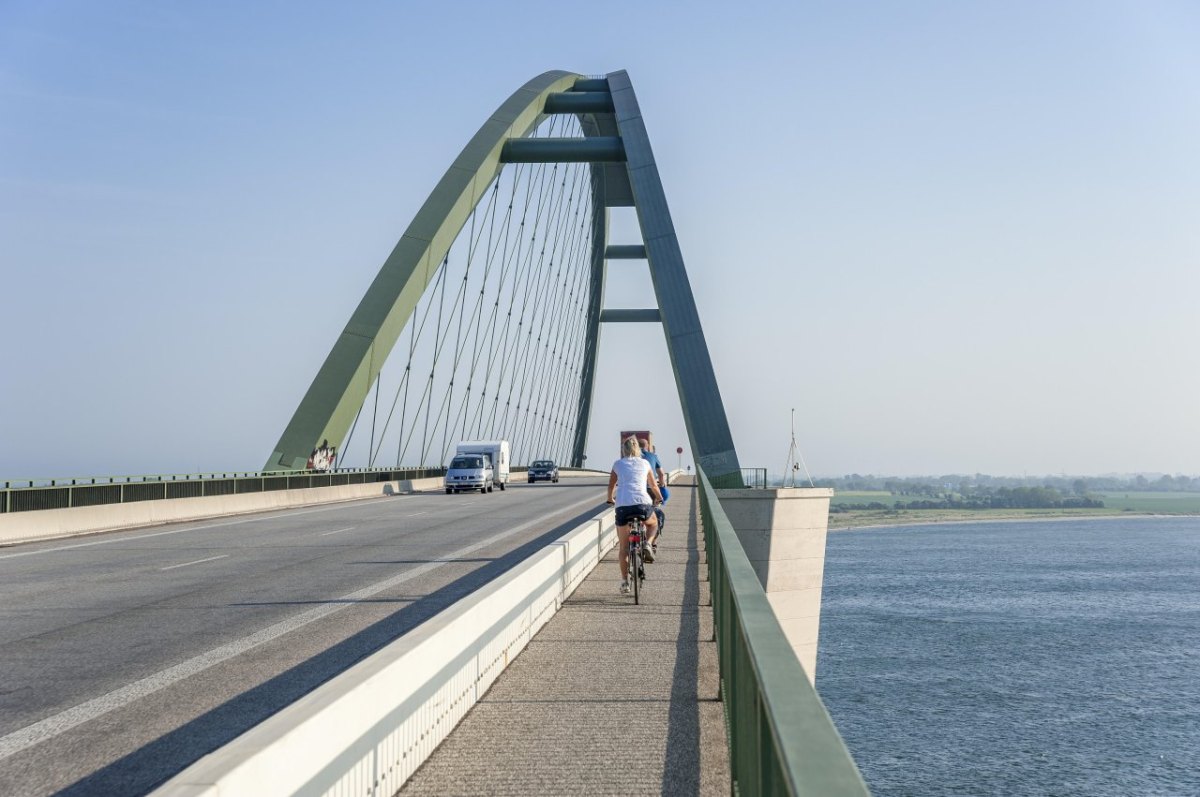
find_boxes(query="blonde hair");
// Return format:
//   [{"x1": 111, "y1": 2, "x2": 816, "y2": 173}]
[{"x1": 621, "y1": 435, "x2": 642, "y2": 458}]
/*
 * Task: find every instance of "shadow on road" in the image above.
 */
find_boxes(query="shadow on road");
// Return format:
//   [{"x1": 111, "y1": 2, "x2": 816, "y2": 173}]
[{"x1": 58, "y1": 503, "x2": 606, "y2": 796}]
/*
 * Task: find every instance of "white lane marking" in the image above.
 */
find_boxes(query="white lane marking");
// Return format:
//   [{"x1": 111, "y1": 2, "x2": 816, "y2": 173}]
[
  {"x1": 404, "y1": 512, "x2": 429, "y2": 518},
  {"x1": 160, "y1": 555, "x2": 229, "y2": 571},
  {"x1": 319, "y1": 527, "x2": 357, "y2": 537},
  {"x1": 0, "y1": 497, "x2": 405, "y2": 561},
  {"x1": 0, "y1": 491, "x2": 604, "y2": 762}
]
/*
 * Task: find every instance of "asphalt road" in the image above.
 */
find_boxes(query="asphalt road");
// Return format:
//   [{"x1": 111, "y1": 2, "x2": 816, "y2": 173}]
[{"x1": 0, "y1": 477, "x2": 610, "y2": 796}]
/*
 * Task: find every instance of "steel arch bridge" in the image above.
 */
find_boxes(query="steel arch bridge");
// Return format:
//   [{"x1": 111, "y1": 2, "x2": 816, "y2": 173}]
[{"x1": 265, "y1": 70, "x2": 742, "y2": 486}]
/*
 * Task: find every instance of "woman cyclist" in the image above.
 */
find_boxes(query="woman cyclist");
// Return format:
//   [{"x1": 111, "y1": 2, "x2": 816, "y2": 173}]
[{"x1": 606, "y1": 435, "x2": 663, "y2": 595}]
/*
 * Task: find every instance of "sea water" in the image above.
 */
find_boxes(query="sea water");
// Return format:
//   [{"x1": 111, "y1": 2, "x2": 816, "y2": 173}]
[{"x1": 816, "y1": 517, "x2": 1200, "y2": 796}]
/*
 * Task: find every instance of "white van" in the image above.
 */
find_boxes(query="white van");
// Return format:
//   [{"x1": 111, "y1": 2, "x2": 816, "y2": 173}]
[
  {"x1": 445, "y1": 452, "x2": 494, "y2": 494},
  {"x1": 455, "y1": 440, "x2": 510, "y2": 491}
]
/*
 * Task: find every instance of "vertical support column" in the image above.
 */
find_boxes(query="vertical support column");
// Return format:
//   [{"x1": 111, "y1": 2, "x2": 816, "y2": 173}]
[
  {"x1": 606, "y1": 70, "x2": 742, "y2": 485},
  {"x1": 714, "y1": 487, "x2": 833, "y2": 683},
  {"x1": 570, "y1": 165, "x2": 608, "y2": 468}
]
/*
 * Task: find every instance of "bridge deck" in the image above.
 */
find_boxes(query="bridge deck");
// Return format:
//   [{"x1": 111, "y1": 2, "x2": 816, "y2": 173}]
[{"x1": 400, "y1": 483, "x2": 730, "y2": 795}]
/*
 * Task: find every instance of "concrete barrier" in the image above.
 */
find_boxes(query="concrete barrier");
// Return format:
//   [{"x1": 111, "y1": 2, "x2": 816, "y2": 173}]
[
  {"x1": 0, "y1": 477, "x2": 446, "y2": 547},
  {"x1": 152, "y1": 506, "x2": 619, "y2": 797},
  {"x1": 0, "y1": 470, "x2": 616, "y2": 548}
]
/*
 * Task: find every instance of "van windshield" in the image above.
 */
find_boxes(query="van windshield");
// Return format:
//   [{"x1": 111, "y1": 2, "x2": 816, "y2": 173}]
[{"x1": 450, "y1": 456, "x2": 483, "y2": 469}]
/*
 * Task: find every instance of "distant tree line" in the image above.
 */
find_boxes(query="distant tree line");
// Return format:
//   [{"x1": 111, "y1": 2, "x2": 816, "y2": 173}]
[
  {"x1": 832, "y1": 486, "x2": 1104, "y2": 512},
  {"x1": 810, "y1": 472, "x2": 1200, "y2": 494}
]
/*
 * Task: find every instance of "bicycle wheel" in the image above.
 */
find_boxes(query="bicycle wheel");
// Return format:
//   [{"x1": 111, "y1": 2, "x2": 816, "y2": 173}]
[
  {"x1": 631, "y1": 518, "x2": 645, "y2": 604},
  {"x1": 632, "y1": 539, "x2": 640, "y2": 605}
]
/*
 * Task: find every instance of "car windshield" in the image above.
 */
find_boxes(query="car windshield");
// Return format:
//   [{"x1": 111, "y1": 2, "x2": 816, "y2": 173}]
[
  {"x1": 450, "y1": 456, "x2": 482, "y2": 468},
  {"x1": 532, "y1": 460, "x2": 554, "y2": 468}
]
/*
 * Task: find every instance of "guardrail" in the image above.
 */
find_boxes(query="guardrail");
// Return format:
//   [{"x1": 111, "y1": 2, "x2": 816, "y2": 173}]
[
  {"x1": 0, "y1": 467, "x2": 442, "y2": 514},
  {"x1": 739, "y1": 467, "x2": 768, "y2": 489},
  {"x1": 0, "y1": 465, "x2": 609, "y2": 515},
  {"x1": 699, "y1": 467, "x2": 869, "y2": 796}
]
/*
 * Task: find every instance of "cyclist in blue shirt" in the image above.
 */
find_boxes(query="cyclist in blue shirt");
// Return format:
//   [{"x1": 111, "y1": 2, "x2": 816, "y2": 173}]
[
  {"x1": 638, "y1": 438, "x2": 665, "y2": 486},
  {"x1": 638, "y1": 438, "x2": 668, "y2": 548}
]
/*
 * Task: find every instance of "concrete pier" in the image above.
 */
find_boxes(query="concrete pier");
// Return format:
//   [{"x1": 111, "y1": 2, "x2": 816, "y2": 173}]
[{"x1": 713, "y1": 487, "x2": 833, "y2": 682}]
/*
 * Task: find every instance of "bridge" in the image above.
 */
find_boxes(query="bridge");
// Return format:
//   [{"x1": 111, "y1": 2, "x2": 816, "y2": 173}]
[{"x1": 0, "y1": 71, "x2": 867, "y2": 796}]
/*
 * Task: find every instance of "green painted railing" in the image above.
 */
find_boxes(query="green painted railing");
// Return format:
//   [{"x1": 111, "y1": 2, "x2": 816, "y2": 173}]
[
  {"x1": 0, "y1": 467, "x2": 446, "y2": 515},
  {"x1": 699, "y1": 468, "x2": 870, "y2": 796},
  {"x1": 0, "y1": 465, "x2": 602, "y2": 515}
]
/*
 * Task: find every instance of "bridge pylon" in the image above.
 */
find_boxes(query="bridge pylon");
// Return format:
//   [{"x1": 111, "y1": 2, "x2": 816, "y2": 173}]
[{"x1": 267, "y1": 70, "x2": 742, "y2": 486}]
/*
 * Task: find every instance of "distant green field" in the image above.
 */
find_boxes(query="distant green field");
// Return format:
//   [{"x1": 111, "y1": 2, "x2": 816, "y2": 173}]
[
  {"x1": 1095, "y1": 491, "x2": 1200, "y2": 513},
  {"x1": 830, "y1": 490, "x2": 893, "y2": 507}
]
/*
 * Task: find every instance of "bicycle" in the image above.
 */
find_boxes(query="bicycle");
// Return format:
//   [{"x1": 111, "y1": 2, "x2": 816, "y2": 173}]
[{"x1": 627, "y1": 513, "x2": 647, "y2": 604}]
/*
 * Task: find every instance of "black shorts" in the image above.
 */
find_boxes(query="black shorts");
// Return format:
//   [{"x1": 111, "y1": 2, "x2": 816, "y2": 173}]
[{"x1": 615, "y1": 504, "x2": 653, "y2": 526}]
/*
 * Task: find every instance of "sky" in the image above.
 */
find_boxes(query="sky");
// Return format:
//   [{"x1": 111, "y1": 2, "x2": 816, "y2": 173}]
[{"x1": 2, "y1": 1, "x2": 1198, "y2": 480}]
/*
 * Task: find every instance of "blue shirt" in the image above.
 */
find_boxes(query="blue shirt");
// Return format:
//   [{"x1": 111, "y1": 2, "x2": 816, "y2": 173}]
[{"x1": 641, "y1": 450, "x2": 663, "y2": 480}]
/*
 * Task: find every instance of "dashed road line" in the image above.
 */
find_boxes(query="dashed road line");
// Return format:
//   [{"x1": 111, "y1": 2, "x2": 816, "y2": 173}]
[{"x1": 160, "y1": 555, "x2": 228, "y2": 571}]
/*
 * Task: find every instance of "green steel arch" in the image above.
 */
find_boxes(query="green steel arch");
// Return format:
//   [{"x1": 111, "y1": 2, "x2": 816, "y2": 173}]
[{"x1": 267, "y1": 70, "x2": 742, "y2": 485}]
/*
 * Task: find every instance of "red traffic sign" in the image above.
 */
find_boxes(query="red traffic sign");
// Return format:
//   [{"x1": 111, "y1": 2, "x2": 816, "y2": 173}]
[{"x1": 676, "y1": 446, "x2": 683, "y2": 454}]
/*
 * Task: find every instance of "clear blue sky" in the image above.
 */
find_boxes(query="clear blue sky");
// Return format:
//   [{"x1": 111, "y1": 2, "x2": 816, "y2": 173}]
[{"x1": 2, "y1": 1, "x2": 1197, "y2": 479}]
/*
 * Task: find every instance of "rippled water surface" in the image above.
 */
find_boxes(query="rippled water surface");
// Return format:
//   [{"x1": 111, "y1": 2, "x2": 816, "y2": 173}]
[{"x1": 816, "y1": 517, "x2": 1200, "y2": 796}]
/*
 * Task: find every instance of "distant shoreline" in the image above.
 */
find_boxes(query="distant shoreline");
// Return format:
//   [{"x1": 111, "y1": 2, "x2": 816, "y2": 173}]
[{"x1": 829, "y1": 511, "x2": 1200, "y2": 533}]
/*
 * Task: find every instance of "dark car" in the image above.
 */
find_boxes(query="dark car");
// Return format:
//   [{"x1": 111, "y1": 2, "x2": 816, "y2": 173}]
[{"x1": 527, "y1": 460, "x2": 560, "y2": 483}]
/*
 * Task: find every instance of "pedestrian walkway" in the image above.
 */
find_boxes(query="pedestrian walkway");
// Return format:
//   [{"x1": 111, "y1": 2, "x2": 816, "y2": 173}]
[{"x1": 400, "y1": 484, "x2": 730, "y2": 795}]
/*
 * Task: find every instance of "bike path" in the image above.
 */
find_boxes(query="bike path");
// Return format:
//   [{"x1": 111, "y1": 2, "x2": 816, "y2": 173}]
[{"x1": 400, "y1": 483, "x2": 731, "y2": 795}]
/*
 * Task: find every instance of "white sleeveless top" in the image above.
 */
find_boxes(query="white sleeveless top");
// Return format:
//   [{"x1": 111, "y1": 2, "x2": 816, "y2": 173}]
[{"x1": 612, "y1": 456, "x2": 653, "y2": 506}]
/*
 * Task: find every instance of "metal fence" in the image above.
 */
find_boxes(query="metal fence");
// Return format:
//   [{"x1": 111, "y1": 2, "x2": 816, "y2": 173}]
[
  {"x1": 739, "y1": 467, "x2": 768, "y2": 489},
  {"x1": 698, "y1": 467, "x2": 869, "y2": 796},
  {"x1": 0, "y1": 467, "x2": 446, "y2": 515}
]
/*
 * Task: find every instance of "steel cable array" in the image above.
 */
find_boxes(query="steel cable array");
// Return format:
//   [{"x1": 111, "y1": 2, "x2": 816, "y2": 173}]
[{"x1": 338, "y1": 115, "x2": 594, "y2": 470}]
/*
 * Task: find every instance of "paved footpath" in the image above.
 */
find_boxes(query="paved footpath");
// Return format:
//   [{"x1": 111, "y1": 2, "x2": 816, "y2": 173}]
[{"x1": 400, "y1": 483, "x2": 730, "y2": 796}]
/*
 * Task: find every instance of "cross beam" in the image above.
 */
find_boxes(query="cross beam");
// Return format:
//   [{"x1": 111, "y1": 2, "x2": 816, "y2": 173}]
[{"x1": 500, "y1": 137, "x2": 626, "y2": 163}]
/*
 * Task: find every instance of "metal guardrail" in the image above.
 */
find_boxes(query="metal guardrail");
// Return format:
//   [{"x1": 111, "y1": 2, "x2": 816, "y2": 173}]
[
  {"x1": 739, "y1": 467, "x2": 768, "y2": 489},
  {"x1": 0, "y1": 464, "x2": 604, "y2": 515},
  {"x1": 698, "y1": 467, "x2": 869, "y2": 796},
  {"x1": 0, "y1": 467, "x2": 446, "y2": 515}
]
